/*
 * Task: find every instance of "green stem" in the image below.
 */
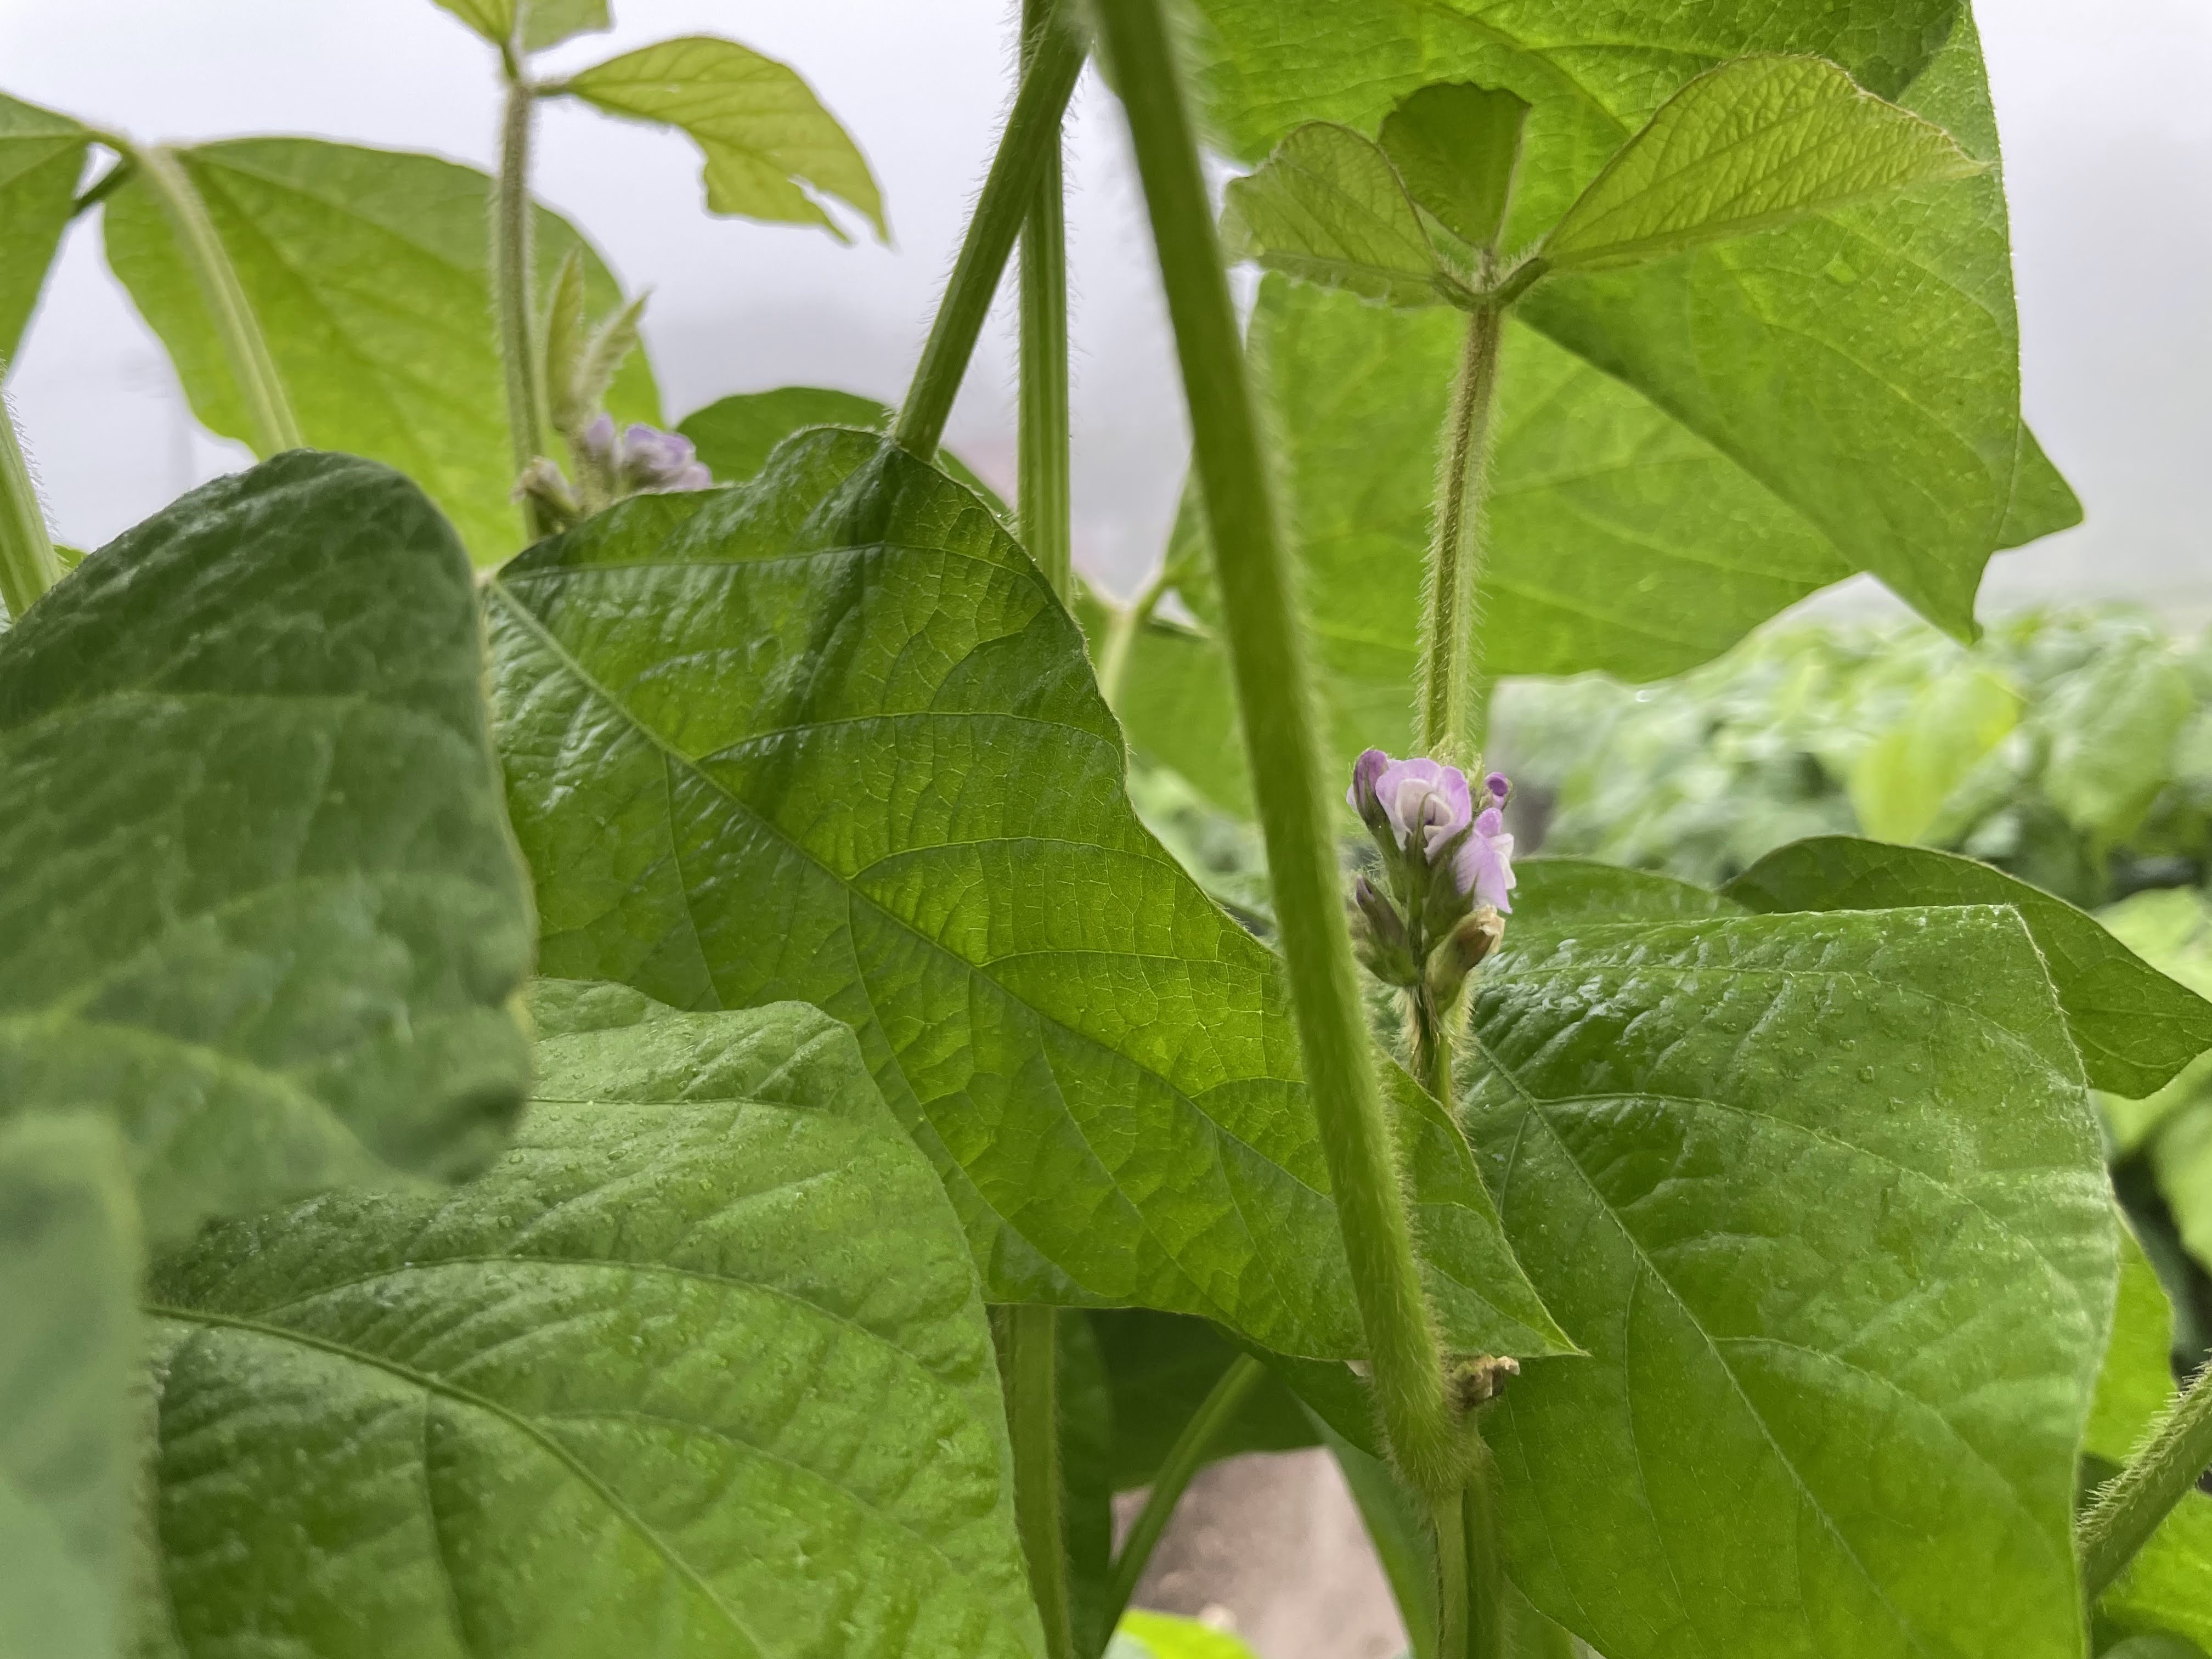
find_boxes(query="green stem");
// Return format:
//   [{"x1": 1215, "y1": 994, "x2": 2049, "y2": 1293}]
[
  {"x1": 1458, "y1": 1438, "x2": 1506, "y2": 1658},
  {"x1": 0, "y1": 382, "x2": 61, "y2": 621},
  {"x1": 493, "y1": 65, "x2": 550, "y2": 540},
  {"x1": 129, "y1": 143, "x2": 301, "y2": 458},
  {"x1": 1092, "y1": 0, "x2": 1463, "y2": 1502},
  {"x1": 1416, "y1": 305, "x2": 1503, "y2": 766},
  {"x1": 893, "y1": 2, "x2": 1084, "y2": 460},
  {"x1": 1430, "y1": 1492, "x2": 1468, "y2": 1659},
  {"x1": 1098, "y1": 564, "x2": 1171, "y2": 711},
  {"x1": 1017, "y1": 0, "x2": 1073, "y2": 602},
  {"x1": 2080, "y1": 1361, "x2": 2212, "y2": 1598},
  {"x1": 1413, "y1": 990, "x2": 1455, "y2": 1116},
  {"x1": 1102, "y1": 1353, "x2": 1265, "y2": 1631},
  {"x1": 997, "y1": 1306, "x2": 1075, "y2": 1659}
]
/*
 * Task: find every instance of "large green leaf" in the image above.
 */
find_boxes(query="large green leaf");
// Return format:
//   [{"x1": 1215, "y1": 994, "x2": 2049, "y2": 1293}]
[
  {"x1": 428, "y1": 0, "x2": 607, "y2": 53},
  {"x1": 677, "y1": 385, "x2": 1006, "y2": 513},
  {"x1": 0, "y1": 452, "x2": 533, "y2": 1242},
  {"x1": 0, "y1": 93, "x2": 88, "y2": 365},
  {"x1": 1133, "y1": 3, "x2": 2076, "y2": 802},
  {"x1": 559, "y1": 38, "x2": 884, "y2": 240},
  {"x1": 1220, "y1": 122, "x2": 1461, "y2": 308},
  {"x1": 100, "y1": 138, "x2": 660, "y2": 565},
  {"x1": 1464, "y1": 902, "x2": 2114, "y2": 1658},
  {"x1": 147, "y1": 986, "x2": 1044, "y2": 1659},
  {"x1": 1539, "y1": 56, "x2": 1978, "y2": 273},
  {"x1": 1725, "y1": 837, "x2": 2212, "y2": 1098},
  {"x1": 0, "y1": 1115, "x2": 138, "y2": 1659},
  {"x1": 485, "y1": 426, "x2": 1567, "y2": 1363}
]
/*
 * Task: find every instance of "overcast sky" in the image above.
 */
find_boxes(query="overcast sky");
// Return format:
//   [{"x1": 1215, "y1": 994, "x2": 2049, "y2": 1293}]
[{"x1": 2, "y1": 0, "x2": 2208, "y2": 617}]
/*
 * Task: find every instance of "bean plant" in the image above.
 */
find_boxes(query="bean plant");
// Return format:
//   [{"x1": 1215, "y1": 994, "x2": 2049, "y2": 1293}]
[{"x1": 3, "y1": 2, "x2": 2211, "y2": 1657}]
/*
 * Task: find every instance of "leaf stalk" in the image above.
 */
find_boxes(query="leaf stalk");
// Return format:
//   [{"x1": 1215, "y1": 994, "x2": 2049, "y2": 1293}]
[
  {"x1": 893, "y1": 2, "x2": 1085, "y2": 460},
  {"x1": 493, "y1": 65, "x2": 551, "y2": 540},
  {"x1": 0, "y1": 379, "x2": 62, "y2": 621},
  {"x1": 1017, "y1": 0, "x2": 1074, "y2": 603},
  {"x1": 1417, "y1": 303, "x2": 1503, "y2": 766},
  {"x1": 997, "y1": 1305, "x2": 1076, "y2": 1659},
  {"x1": 2080, "y1": 1359, "x2": 2212, "y2": 1598},
  {"x1": 1101, "y1": 1352, "x2": 1266, "y2": 1633},
  {"x1": 127, "y1": 143, "x2": 301, "y2": 458}
]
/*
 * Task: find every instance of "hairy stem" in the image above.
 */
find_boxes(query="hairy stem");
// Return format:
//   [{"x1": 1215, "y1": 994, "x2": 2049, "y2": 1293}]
[
  {"x1": 1417, "y1": 305, "x2": 1503, "y2": 766},
  {"x1": 997, "y1": 1306, "x2": 1075, "y2": 1659},
  {"x1": 1431, "y1": 1491, "x2": 1468, "y2": 1658},
  {"x1": 493, "y1": 66, "x2": 550, "y2": 540},
  {"x1": 1092, "y1": 0, "x2": 1463, "y2": 1505},
  {"x1": 129, "y1": 143, "x2": 301, "y2": 458},
  {"x1": 1103, "y1": 1353, "x2": 1266, "y2": 1629},
  {"x1": 2080, "y1": 1360, "x2": 2212, "y2": 1597},
  {"x1": 0, "y1": 381, "x2": 61, "y2": 621},
  {"x1": 894, "y1": 1, "x2": 1084, "y2": 460},
  {"x1": 1459, "y1": 1438, "x2": 1506, "y2": 1658},
  {"x1": 1017, "y1": 0, "x2": 1074, "y2": 602}
]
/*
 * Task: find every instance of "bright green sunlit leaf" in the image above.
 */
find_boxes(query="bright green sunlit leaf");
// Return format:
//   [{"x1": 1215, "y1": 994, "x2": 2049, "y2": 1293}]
[
  {"x1": 1220, "y1": 122, "x2": 1460, "y2": 308},
  {"x1": 1845, "y1": 664, "x2": 2019, "y2": 844},
  {"x1": 1107, "y1": 1612, "x2": 1260, "y2": 1659},
  {"x1": 1377, "y1": 81, "x2": 1531, "y2": 252},
  {"x1": 146, "y1": 986, "x2": 1046, "y2": 1658},
  {"x1": 1469, "y1": 899, "x2": 2114, "y2": 1659},
  {"x1": 428, "y1": 0, "x2": 608, "y2": 54},
  {"x1": 678, "y1": 384, "x2": 1007, "y2": 512},
  {"x1": 0, "y1": 452, "x2": 533, "y2": 1243},
  {"x1": 485, "y1": 426, "x2": 1568, "y2": 1364},
  {"x1": 560, "y1": 37, "x2": 886, "y2": 240},
  {"x1": 100, "y1": 137, "x2": 659, "y2": 565},
  {"x1": 0, "y1": 93, "x2": 88, "y2": 365},
  {"x1": 1540, "y1": 55, "x2": 1980, "y2": 273}
]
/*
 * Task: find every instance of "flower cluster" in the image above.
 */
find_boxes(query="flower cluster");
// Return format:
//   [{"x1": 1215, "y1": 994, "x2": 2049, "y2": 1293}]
[
  {"x1": 513, "y1": 417, "x2": 714, "y2": 531},
  {"x1": 1346, "y1": 749, "x2": 1515, "y2": 1005}
]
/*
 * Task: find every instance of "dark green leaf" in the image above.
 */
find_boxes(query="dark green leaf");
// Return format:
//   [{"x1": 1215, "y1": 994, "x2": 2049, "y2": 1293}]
[
  {"x1": 677, "y1": 385, "x2": 1006, "y2": 512},
  {"x1": 1725, "y1": 837, "x2": 2212, "y2": 1098},
  {"x1": 1220, "y1": 123, "x2": 1458, "y2": 308},
  {"x1": 1377, "y1": 82, "x2": 1530, "y2": 252},
  {"x1": 0, "y1": 452, "x2": 533, "y2": 1242},
  {"x1": 486, "y1": 426, "x2": 1567, "y2": 1363},
  {"x1": 1088, "y1": 1311, "x2": 1321, "y2": 1491},
  {"x1": 1508, "y1": 857, "x2": 1745, "y2": 943},
  {"x1": 148, "y1": 988, "x2": 1045, "y2": 1658},
  {"x1": 1540, "y1": 57, "x2": 1978, "y2": 273},
  {"x1": 2088, "y1": 1223, "x2": 2178, "y2": 1465},
  {"x1": 1466, "y1": 904, "x2": 2114, "y2": 1657},
  {"x1": 1059, "y1": 1311, "x2": 1118, "y2": 1659},
  {"x1": 561, "y1": 38, "x2": 885, "y2": 240},
  {"x1": 0, "y1": 93, "x2": 88, "y2": 364},
  {"x1": 0, "y1": 1114, "x2": 138, "y2": 1659},
  {"x1": 101, "y1": 138, "x2": 659, "y2": 564}
]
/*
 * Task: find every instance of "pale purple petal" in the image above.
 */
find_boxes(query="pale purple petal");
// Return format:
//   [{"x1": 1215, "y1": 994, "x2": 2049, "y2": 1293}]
[
  {"x1": 1348, "y1": 748, "x2": 1391, "y2": 815},
  {"x1": 579, "y1": 412, "x2": 618, "y2": 470},
  {"x1": 1485, "y1": 771, "x2": 1510, "y2": 805},
  {"x1": 619, "y1": 423, "x2": 709, "y2": 490},
  {"x1": 1456, "y1": 816, "x2": 1516, "y2": 912},
  {"x1": 1375, "y1": 756, "x2": 1473, "y2": 855}
]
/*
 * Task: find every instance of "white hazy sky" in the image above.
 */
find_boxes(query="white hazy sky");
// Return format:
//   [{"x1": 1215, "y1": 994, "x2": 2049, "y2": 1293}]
[{"x1": 2, "y1": 0, "x2": 2208, "y2": 615}]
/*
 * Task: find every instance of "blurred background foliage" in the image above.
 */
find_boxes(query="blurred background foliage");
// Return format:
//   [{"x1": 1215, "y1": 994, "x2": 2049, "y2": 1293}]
[{"x1": 1124, "y1": 601, "x2": 2212, "y2": 1381}]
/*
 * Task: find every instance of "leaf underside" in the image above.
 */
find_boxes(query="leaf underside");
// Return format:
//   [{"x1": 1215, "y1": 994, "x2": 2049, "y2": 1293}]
[
  {"x1": 0, "y1": 92, "x2": 88, "y2": 364},
  {"x1": 485, "y1": 426, "x2": 1566, "y2": 1363},
  {"x1": 147, "y1": 989, "x2": 1046, "y2": 1659}
]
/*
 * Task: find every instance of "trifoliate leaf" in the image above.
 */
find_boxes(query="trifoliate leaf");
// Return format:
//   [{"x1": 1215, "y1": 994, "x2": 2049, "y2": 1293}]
[
  {"x1": 1376, "y1": 81, "x2": 1530, "y2": 252},
  {"x1": 0, "y1": 93, "x2": 88, "y2": 364},
  {"x1": 1220, "y1": 122, "x2": 1462, "y2": 308}
]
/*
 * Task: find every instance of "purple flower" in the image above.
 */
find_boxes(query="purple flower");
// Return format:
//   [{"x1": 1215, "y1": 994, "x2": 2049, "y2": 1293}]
[
  {"x1": 618, "y1": 423, "x2": 713, "y2": 493},
  {"x1": 1484, "y1": 771, "x2": 1510, "y2": 808},
  {"x1": 1455, "y1": 805, "x2": 1516, "y2": 912},
  {"x1": 1371, "y1": 754, "x2": 1473, "y2": 857}
]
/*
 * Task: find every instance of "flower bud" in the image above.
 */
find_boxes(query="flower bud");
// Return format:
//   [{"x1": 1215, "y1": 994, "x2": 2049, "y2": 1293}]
[
  {"x1": 1350, "y1": 874, "x2": 1420, "y2": 986},
  {"x1": 1346, "y1": 748, "x2": 1393, "y2": 843},
  {"x1": 512, "y1": 456, "x2": 580, "y2": 529},
  {"x1": 618, "y1": 422, "x2": 714, "y2": 494},
  {"x1": 1483, "y1": 771, "x2": 1510, "y2": 808},
  {"x1": 1424, "y1": 905, "x2": 1504, "y2": 1008}
]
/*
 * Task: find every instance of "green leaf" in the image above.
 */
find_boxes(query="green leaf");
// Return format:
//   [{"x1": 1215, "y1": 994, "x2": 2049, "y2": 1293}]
[
  {"x1": 2042, "y1": 644, "x2": 2196, "y2": 846},
  {"x1": 0, "y1": 452, "x2": 533, "y2": 1242},
  {"x1": 677, "y1": 385, "x2": 1006, "y2": 513},
  {"x1": 428, "y1": 0, "x2": 608, "y2": 54},
  {"x1": 0, "y1": 1114, "x2": 138, "y2": 1659},
  {"x1": 1725, "y1": 837, "x2": 2212, "y2": 1099},
  {"x1": 1845, "y1": 663, "x2": 2019, "y2": 843},
  {"x1": 1541, "y1": 56, "x2": 1978, "y2": 273},
  {"x1": 1059, "y1": 1312, "x2": 1119, "y2": 1659},
  {"x1": 2096, "y1": 889, "x2": 2212, "y2": 1151},
  {"x1": 486, "y1": 426, "x2": 1568, "y2": 1363},
  {"x1": 1509, "y1": 856, "x2": 1746, "y2": 941},
  {"x1": 1314, "y1": 1416, "x2": 1438, "y2": 1656},
  {"x1": 1377, "y1": 82, "x2": 1531, "y2": 252},
  {"x1": 1466, "y1": 901, "x2": 2115, "y2": 1658},
  {"x1": 0, "y1": 93, "x2": 88, "y2": 365},
  {"x1": 1159, "y1": 2, "x2": 2074, "y2": 716},
  {"x1": 2104, "y1": 1497, "x2": 2212, "y2": 1654},
  {"x1": 100, "y1": 138, "x2": 660, "y2": 565},
  {"x1": 560, "y1": 37, "x2": 885, "y2": 240},
  {"x1": 1219, "y1": 123, "x2": 1460, "y2": 308},
  {"x1": 1107, "y1": 1611, "x2": 1260, "y2": 1659},
  {"x1": 148, "y1": 987, "x2": 1046, "y2": 1658}
]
